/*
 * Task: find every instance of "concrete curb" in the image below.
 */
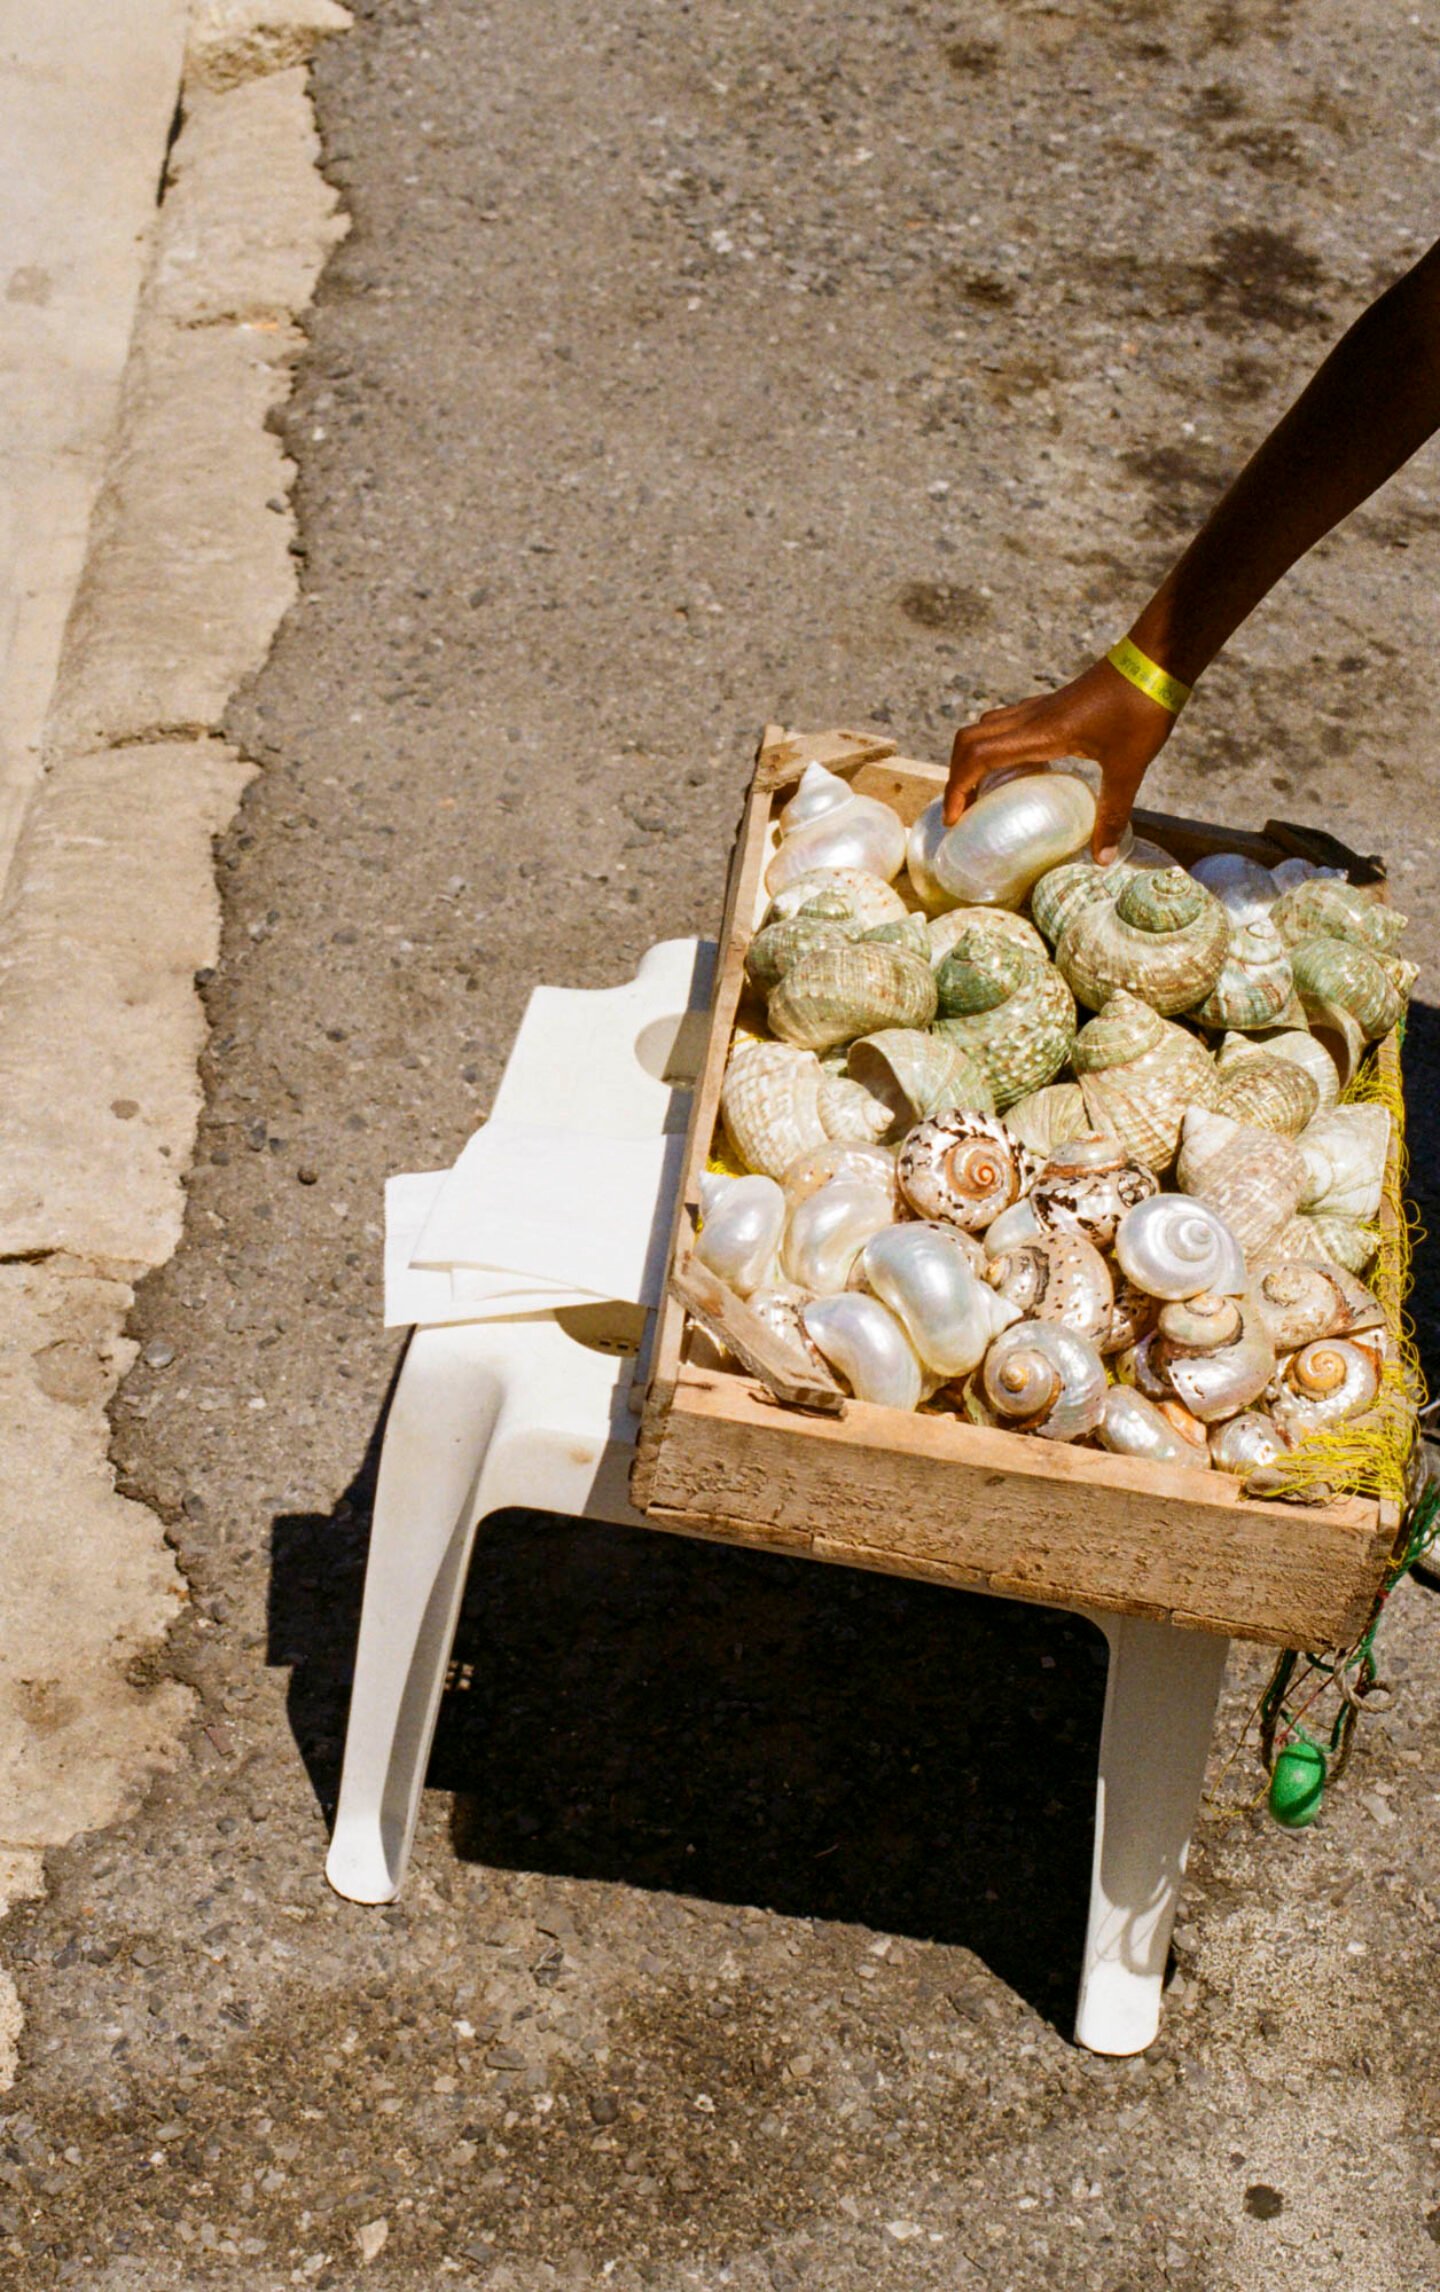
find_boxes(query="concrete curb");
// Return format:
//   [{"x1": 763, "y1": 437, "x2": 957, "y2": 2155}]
[{"x1": 0, "y1": 0, "x2": 349, "y2": 2089}]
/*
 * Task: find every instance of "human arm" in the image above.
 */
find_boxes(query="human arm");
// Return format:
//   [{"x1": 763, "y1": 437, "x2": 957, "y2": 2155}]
[{"x1": 944, "y1": 234, "x2": 1440, "y2": 859}]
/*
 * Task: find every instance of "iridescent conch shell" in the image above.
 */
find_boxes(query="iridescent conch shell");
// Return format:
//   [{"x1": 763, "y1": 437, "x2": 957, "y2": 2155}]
[
  {"x1": 1055, "y1": 867, "x2": 1229, "y2": 1016},
  {"x1": 1175, "y1": 1105, "x2": 1307, "y2": 1257},
  {"x1": 781, "y1": 1138, "x2": 902, "y2": 1211},
  {"x1": 801, "y1": 1292, "x2": 926, "y2": 1410},
  {"x1": 781, "y1": 1179, "x2": 896, "y2": 1295},
  {"x1": 1003, "y1": 1080, "x2": 1090, "y2": 1158},
  {"x1": 897, "y1": 1110, "x2": 1036, "y2": 1231},
  {"x1": 1290, "y1": 935, "x2": 1404, "y2": 1044},
  {"x1": 1212, "y1": 1040, "x2": 1319, "y2": 1135},
  {"x1": 925, "y1": 772, "x2": 1097, "y2": 910},
  {"x1": 1268, "y1": 1211, "x2": 1380, "y2": 1276},
  {"x1": 694, "y1": 1172, "x2": 786, "y2": 1297},
  {"x1": 1270, "y1": 876, "x2": 1407, "y2": 956},
  {"x1": 985, "y1": 1230, "x2": 1114, "y2": 1345},
  {"x1": 906, "y1": 799, "x2": 959, "y2": 916},
  {"x1": 744, "y1": 912, "x2": 858, "y2": 992},
  {"x1": 1296, "y1": 1103, "x2": 1391, "y2": 1221},
  {"x1": 768, "y1": 940, "x2": 938, "y2": 1054},
  {"x1": 721, "y1": 1036, "x2": 886, "y2": 1180},
  {"x1": 1153, "y1": 1292, "x2": 1275, "y2": 1423},
  {"x1": 1190, "y1": 918, "x2": 1295, "y2": 1032},
  {"x1": 1029, "y1": 1134, "x2": 1159, "y2": 1249},
  {"x1": 1098, "y1": 1387, "x2": 1205, "y2": 1466},
  {"x1": 928, "y1": 905, "x2": 1048, "y2": 967},
  {"x1": 1113, "y1": 1193, "x2": 1247, "y2": 1300},
  {"x1": 974, "y1": 1320, "x2": 1107, "y2": 1441},
  {"x1": 1187, "y1": 851, "x2": 1278, "y2": 925},
  {"x1": 931, "y1": 934, "x2": 1076, "y2": 1109},
  {"x1": 765, "y1": 762, "x2": 907, "y2": 896},
  {"x1": 846, "y1": 1027, "x2": 994, "y2": 1132},
  {"x1": 1209, "y1": 1411, "x2": 1285, "y2": 1476},
  {"x1": 1270, "y1": 1336, "x2": 1381, "y2": 1439},
  {"x1": 763, "y1": 868, "x2": 908, "y2": 932},
  {"x1": 860, "y1": 1222, "x2": 1021, "y2": 1377},
  {"x1": 1247, "y1": 1256, "x2": 1385, "y2": 1352},
  {"x1": 1069, "y1": 991, "x2": 1217, "y2": 1171}
]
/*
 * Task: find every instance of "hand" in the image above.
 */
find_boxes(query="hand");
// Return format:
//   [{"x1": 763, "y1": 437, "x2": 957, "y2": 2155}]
[{"x1": 944, "y1": 658, "x2": 1180, "y2": 861}]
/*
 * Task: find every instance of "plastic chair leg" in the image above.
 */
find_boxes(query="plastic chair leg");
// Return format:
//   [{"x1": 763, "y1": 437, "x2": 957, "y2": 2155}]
[{"x1": 1072, "y1": 1611, "x2": 1229, "y2": 2055}]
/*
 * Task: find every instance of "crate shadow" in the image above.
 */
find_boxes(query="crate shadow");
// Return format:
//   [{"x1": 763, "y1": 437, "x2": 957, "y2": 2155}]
[{"x1": 1402, "y1": 997, "x2": 1440, "y2": 1391}]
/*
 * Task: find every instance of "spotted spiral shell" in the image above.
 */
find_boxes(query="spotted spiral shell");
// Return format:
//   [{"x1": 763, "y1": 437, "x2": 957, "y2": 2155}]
[
  {"x1": 1029, "y1": 1134, "x2": 1159, "y2": 1249},
  {"x1": 975, "y1": 1321, "x2": 1107, "y2": 1442},
  {"x1": 897, "y1": 1110, "x2": 1036, "y2": 1232}
]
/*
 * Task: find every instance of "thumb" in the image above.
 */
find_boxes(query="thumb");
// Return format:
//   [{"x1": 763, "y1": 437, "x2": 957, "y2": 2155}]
[{"x1": 1091, "y1": 768, "x2": 1141, "y2": 866}]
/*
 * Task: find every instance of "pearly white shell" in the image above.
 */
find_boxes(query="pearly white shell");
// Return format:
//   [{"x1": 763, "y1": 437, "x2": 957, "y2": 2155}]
[
  {"x1": 780, "y1": 1139, "x2": 901, "y2": 1210},
  {"x1": 861, "y1": 1223, "x2": 1022, "y2": 1377},
  {"x1": 695, "y1": 1173, "x2": 786, "y2": 1297},
  {"x1": 929, "y1": 772, "x2": 1097, "y2": 909},
  {"x1": 1113, "y1": 1193, "x2": 1247, "y2": 1300},
  {"x1": 981, "y1": 1195, "x2": 1043, "y2": 1258},
  {"x1": 1098, "y1": 1387, "x2": 1204, "y2": 1466},
  {"x1": 1188, "y1": 851, "x2": 1278, "y2": 924},
  {"x1": 977, "y1": 1320, "x2": 1107, "y2": 1441},
  {"x1": 1295, "y1": 1103, "x2": 1391, "y2": 1221},
  {"x1": 766, "y1": 763, "x2": 908, "y2": 895},
  {"x1": 802, "y1": 1292, "x2": 926, "y2": 1410},
  {"x1": 985, "y1": 1231, "x2": 1114, "y2": 1346},
  {"x1": 1209, "y1": 1411, "x2": 1285, "y2": 1476},
  {"x1": 781, "y1": 1179, "x2": 895, "y2": 1296},
  {"x1": 1270, "y1": 1336, "x2": 1381, "y2": 1439},
  {"x1": 1154, "y1": 1294, "x2": 1275, "y2": 1423}
]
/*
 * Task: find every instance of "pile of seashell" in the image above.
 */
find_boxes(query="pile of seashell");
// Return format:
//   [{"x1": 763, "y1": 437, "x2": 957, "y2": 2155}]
[{"x1": 696, "y1": 759, "x2": 1415, "y2": 1491}]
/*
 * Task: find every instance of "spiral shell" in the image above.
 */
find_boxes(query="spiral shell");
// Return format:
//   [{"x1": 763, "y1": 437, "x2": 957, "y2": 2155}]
[
  {"x1": 746, "y1": 1285, "x2": 833, "y2": 1379},
  {"x1": 745, "y1": 913, "x2": 857, "y2": 992},
  {"x1": 1295, "y1": 1103, "x2": 1391, "y2": 1221},
  {"x1": 976, "y1": 1320, "x2": 1107, "y2": 1441},
  {"x1": 930, "y1": 938, "x2": 1077, "y2": 1109},
  {"x1": 1056, "y1": 866, "x2": 1230, "y2": 1016},
  {"x1": 769, "y1": 940, "x2": 938, "y2": 1054},
  {"x1": 765, "y1": 763, "x2": 908, "y2": 896},
  {"x1": 928, "y1": 905, "x2": 1049, "y2": 967},
  {"x1": 814, "y1": 1070, "x2": 895, "y2": 1146},
  {"x1": 1153, "y1": 1293, "x2": 1275, "y2": 1423},
  {"x1": 1238, "y1": 1028, "x2": 1341, "y2": 1115},
  {"x1": 1029, "y1": 1135, "x2": 1159, "y2": 1249},
  {"x1": 1270, "y1": 876, "x2": 1407, "y2": 956},
  {"x1": 1270, "y1": 1336, "x2": 1381, "y2": 1438},
  {"x1": 1247, "y1": 1256, "x2": 1385, "y2": 1352},
  {"x1": 1268, "y1": 1211, "x2": 1380, "y2": 1276},
  {"x1": 861, "y1": 1223, "x2": 1022, "y2": 1377},
  {"x1": 897, "y1": 1110, "x2": 1035, "y2": 1231},
  {"x1": 846, "y1": 1027, "x2": 995, "y2": 1132},
  {"x1": 801, "y1": 1292, "x2": 926, "y2": 1410},
  {"x1": 981, "y1": 1195, "x2": 1043, "y2": 1257},
  {"x1": 862, "y1": 913, "x2": 933, "y2": 965},
  {"x1": 695, "y1": 1172, "x2": 786, "y2": 1297},
  {"x1": 781, "y1": 1179, "x2": 896, "y2": 1295},
  {"x1": 927, "y1": 772, "x2": 1097, "y2": 909},
  {"x1": 1029, "y1": 854, "x2": 1134, "y2": 947},
  {"x1": 780, "y1": 1139, "x2": 901, "y2": 1210},
  {"x1": 985, "y1": 1230, "x2": 1114, "y2": 1345},
  {"x1": 1099, "y1": 1387, "x2": 1206, "y2": 1466},
  {"x1": 1102, "y1": 1269, "x2": 1161, "y2": 1356},
  {"x1": 1113, "y1": 1194, "x2": 1248, "y2": 1300},
  {"x1": 1190, "y1": 918, "x2": 1295, "y2": 1032},
  {"x1": 905, "y1": 798, "x2": 958, "y2": 916},
  {"x1": 1111, "y1": 1330, "x2": 1175, "y2": 1401},
  {"x1": 1212, "y1": 1045, "x2": 1319, "y2": 1135},
  {"x1": 1188, "y1": 851, "x2": 1279, "y2": 925},
  {"x1": 1290, "y1": 935, "x2": 1403, "y2": 1043},
  {"x1": 1070, "y1": 990, "x2": 1218, "y2": 1170},
  {"x1": 1003, "y1": 1080, "x2": 1091, "y2": 1157},
  {"x1": 763, "y1": 868, "x2": 908, "y2": 932},
  {"x1": 721, "y1": 1037, "x2": 888, "y2": 1180},
  {"x1": 1209, "y1": 1411, "x2": 1285, "y2": 1476},
  {"x1": 1175, "y1": 1106, "x2": 1307, "y2": 1256}
]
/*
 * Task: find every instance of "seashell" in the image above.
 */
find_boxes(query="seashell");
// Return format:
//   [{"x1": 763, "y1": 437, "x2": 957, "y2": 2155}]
[
  {"x1": 1289, "y1": 936, "x2": 1403, "y2": 1044},
  {"x1": 1190, "y1": 918, "x2": 1295, "y2": 1032},
  {"x1": 1029, "y1": 1134, "x2": 1159, "y2": 1249},
  {"x1": 769, "y1": 941, "x2": 938, "y2": 1054},
  {"x1": 1385, "y1": 954, "x2": 1420, "y2": 1002},
  {"x1": 906, "y1": 799, "x2": 960, "y2": 916},
  {"x1": 985, "y1": 1230, "x2": 1113, "y2": 1345},
  {"x1": 1296, "y1": 1103, "x2": 1391, "y2": 1220},
  {"x1": 861, "y1": 1222, "x2": 1021, "y2": 1376},
  {"x1": 745, "y1": 913, "x2": 857, "y2": 992},
  {"x1": 1102, "y1": 1268, "x2": 1160, "y2": 1356},
  {"x1": 1269, "y1": 857, "x2": 1347, "y2": 894},
  {"x1": 1269, "y1": 876, "x2": 1407, "y2": 956},
  {"x1": 846, "y1": 1027, "x2": 995, "y2": 1131},
  {"x1": 1187, "y1": 851, "x2": 1278, "y2": 925},
  {"x1": 721, "y1": 1036, "x2": 890, "y2": 1179},
  {"x1": 1098, "y1": 1387, "x2": 1205, "y2": 1466},
  {"x1": 1209, "y1": 1411, "x2": 1285, "y2": 1476},
  {"x1": 1070, "y1": 990, "x2": 1218, "y2": 1170},
  {"x1": 1236, "y1": 1028, "x2": 1341, "y2": 1115},
  {"x1": 802, "y1": 1292, "x2": 926, "y2": 1410},
  {"x1": 1003, "y1": 1080, "x2": 1090, "y2": 1157},
  {"x1": 1298, "y1": 1001, "x2": 1367, "y2": 1091},
  {"x1": 981, "y1": 1196, "x2": 1042, "y2": 1259},
  {"x1": 931, "y1": 936, "x2": 1076, "y2": 1109},
  {"x1": 1269, "y1": 1210, "x2": 1380, "y2": 1277},
  {"x1": 746, "y1": 1285, "x2": 833, "y2": 1378},
  {"x1": 1113, "y1": 1193, "x2": 1248, "y2": 1300},
  {"x1": 1247, "y1": 1256, "x2": 1385, "y2": 1352},
  {"x1": 977, "y1": 1320, "x2": 1108, "y2": 1441},
  {"x1": 815, "y1": 1070, "x2": 895, "y2": 1146},
  {"x1": 928, "y1": 772, "x2": 1097, "y2": 909},
  {"x1": 1212, "y1": 1045, "x2": 1319, "y2": 1135},
  {"x1": 1270, "y1": 1336, "x2": 1381, "y2": 1439},
  {"x1": 1111, "y1": 1330, "x2": 1174, "y2": 1401},
  {"x1": 781, "y1": 1139, "x2": 901, "y2": 1210},
  {"x1": 763, "y1": 868, "x2": 908, "y2": 932},
  {"x1": 1157, "y1": 1397, "x2": 1212, "y2": 1454},
  {"x1": 928, "y1": 904, "x2": 1048, "y2": 967},
  {"x1": 1055, "y1": 866, "x2": 1229, "y2": 1016},
  {"x1": 861, "y1": 913, "x2": 933, "y2": 965},
  {"x1": 1029, "y1": 854, "x2": 1134, "y2": 947},
  {"x1": 781, "y1": 1179, "x2": 896, "y2": 1295},
  {"x1": 1154, "y1": 1293, "x2": 1275, "y2": 1423},
  {"x1": 695, "y1": 1172, "x2": 786, "y2": 1297},
  {"x1": 897, "y1": 1109, "x2": 1036, "y2": 1231},
  {"x1": 1175, "y1": 1106, "x2": 1306, "y2": 1256},
  {"x1": 765, "y1": 763, "x2": 907, "y2": 895}
]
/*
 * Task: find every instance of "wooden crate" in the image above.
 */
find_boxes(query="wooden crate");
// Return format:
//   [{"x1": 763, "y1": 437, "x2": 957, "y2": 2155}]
[{"x1": 631, "y1": 728, "x2": 1403, "y2": 1650}]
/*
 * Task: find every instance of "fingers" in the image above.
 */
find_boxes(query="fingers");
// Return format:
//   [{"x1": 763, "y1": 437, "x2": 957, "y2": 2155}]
[
  {"x1": 1091, "y1": 765, "x2": 1144, "y2": 866},
  {"x1": 944, "y1": 704, "x2": 1060, "y2": 825}
]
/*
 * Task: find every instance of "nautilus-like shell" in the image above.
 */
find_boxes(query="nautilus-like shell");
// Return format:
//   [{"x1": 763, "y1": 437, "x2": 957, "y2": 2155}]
[
  {"x1": 801, "y1": 1292, "x2": 926, "y2": 1410},
  {"x1": 981, "y1": 1195, "x2": 1043, "y2": 1257},
  {"x1": 1055, "y1": 866, "x2": 1229, "y2": 1016},
  {"x1": 780, "y1": 1139, "x2": 902, "y2": 1210},
  {"x1": 926, "y1": 772, "x2": 1097, "y2": 909},
  {"x1": 745, "y1": 912, "x2": 857, "y2": 992},
  {"x1": 1069, "y1": 991, "x2": 1218, "y2": 1171},
  {"x1": 768, "y1": 940, "x2": 938, "y2": 1054},
  {"x1": 897, "y1": 1109, "x2": 1035, "y2": 1231},
  {"x1": 765, "y1": 763, "x2": 908, "y2": 896},
  {"x1": 1268, "y1": 1210, "x2": 1381, "y2": 1276},
  {"x1": 1212, "y1": 1041, "x2": 1319, "y2": 1136},
  {"x1": 781, "y1": 1179, "x2": 896, "y2": 1295},
  {"x1": 1153, "y1": 1293, "x2": 1275, "y2": 1423},
  {"x1": 694, "y1": 1172, "x2": 786, "y2": 1297},
  {"x1": 1098, "y1": 1387, "x2": 1205, "y2": 1466},
  {"x1": 1270, "y1": 876, "x2": 1407, "y2": 957},
  {"x1": 1188, "y1": 851, "x2": 1279, "y2": 925},
  {"x1": 1270, "y1": 1336, "x2": 1382, "y2": 1439},
  {"x1": 1113, "y1": 1193, "x2": 1247, "y2": 1300},
  {"x1": 1191, "y1": 918, "x2": 1295, "y2": 1033},
  {"x1": 1295, "y1": 1103, "x2": 1391, "y2": 1222},
  {"x1": 1175, "y1": 1106, "x2": 1307, "y2": 1256},
  {"x1": 846, "y1": 1027, "x2": 994, "y2": 1132},
  {"x1": 928, "y1": 905, "x2": 1048, "y2": 967},
  {"x1": 975, "y1": 1320, "x2": 1107, "y2": 1441},
  {"x1": 906, "y1": 798, "x2": 959, "y2": 916},
  {"x1": 721, "y1": 1037, "x2": 886, "y2": 1180},
  {"x1": 1290, "y1": 935, "x2": 1404, "y2": 1044},
  {"x1": 861, "y1": 1222, "x2": 1021, "y2": 1376},
  {"x1": 746, "y1": 1285, "x2": 833, "y2": 1378},
  {"x1": 763, "y1": 868, "x2": 908, "y2": 932},
  {"x1": 1003, "y1": 1080, "x2": 1091, "y2": 1157},
  {"x1": 985, "y1": 1230, "x2": 1114, "y2": 1345},
  {"x1": 1247, "y1": 1256, "x2": 1385, "y2": 1352},
  {"x1": 931, "y1": 935, "x2": 1077, "y2": 1109},
  {"x1": 1209, "y1": 1411, "x2": 1285, "y2": 1476},
  {"x1": 1242, "y1": 1026, "x2": 1342, "y2": 1114},
  {"x1": 1029, "y1": 1134, "x2": 1159, "y2": 1249}
]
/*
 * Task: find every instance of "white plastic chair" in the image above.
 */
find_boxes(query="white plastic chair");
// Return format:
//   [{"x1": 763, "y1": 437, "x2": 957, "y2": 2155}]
[{"x1": 326, "y1": 938, "x2": 1230, "y2": 2056}]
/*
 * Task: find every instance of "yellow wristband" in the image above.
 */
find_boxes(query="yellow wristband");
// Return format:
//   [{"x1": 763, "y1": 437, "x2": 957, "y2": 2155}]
[{"x1": 1106, "y1": 637, "x2": 1193, "y2": 715}]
